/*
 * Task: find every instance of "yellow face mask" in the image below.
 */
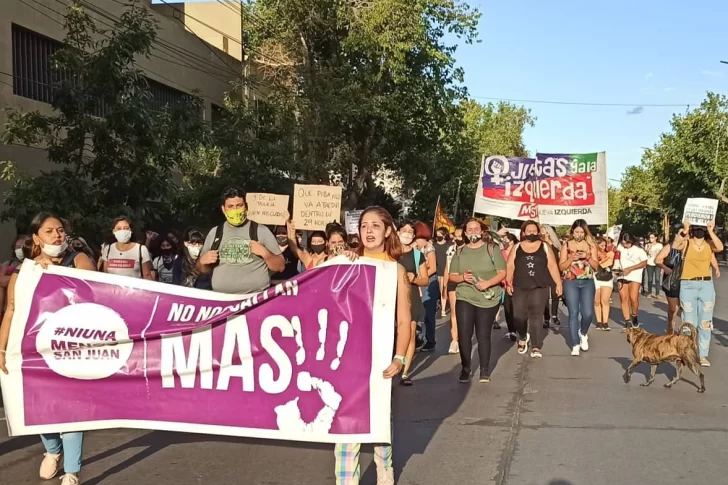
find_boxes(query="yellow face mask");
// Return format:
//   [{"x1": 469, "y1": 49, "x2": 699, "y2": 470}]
[{"x1": 224, "y1": 208, "x2": 247, "y2": 227}]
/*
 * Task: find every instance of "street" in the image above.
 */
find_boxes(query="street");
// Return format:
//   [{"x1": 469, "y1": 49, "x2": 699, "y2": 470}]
[{"x1": 3, "y1": 277, "x2": 728, "y2": 485}]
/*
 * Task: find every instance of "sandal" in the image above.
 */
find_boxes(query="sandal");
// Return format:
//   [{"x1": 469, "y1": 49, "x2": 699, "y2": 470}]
[
  {"x1": 530, "y1": 348, "x2": 543, "y2": 358},
  {"x1": 517, "y1": 333, "x2": 530, "y2": 355}
]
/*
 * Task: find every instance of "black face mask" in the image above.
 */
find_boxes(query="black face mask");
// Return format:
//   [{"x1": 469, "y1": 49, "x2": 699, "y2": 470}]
[
  {"x1": 436, "y1": 235, "x2": 445, "y2": 242},
  {"x1": 276, "y1": 236, "x2": 288, "y2": 245},
  {"x1": 455, "y1": 239, "x2": 465, "y2": 246},
  {"x1": 349, "y1": 242, "x2": 360, "y2": 249},
  {"x1": 691, "y1": 228, "x2": 706, "y2": 239},
  {"x1": 524, "y1": 234, "x2": 540, "y2": 242},
  {"x1": 310, "y1": 244, "x2": 326, "y2": 254}
]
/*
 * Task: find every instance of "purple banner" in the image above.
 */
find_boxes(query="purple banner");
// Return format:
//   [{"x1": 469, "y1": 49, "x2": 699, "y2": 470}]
[{"x1": 1, "y1": 260, "x2": 397, "y2": 443}]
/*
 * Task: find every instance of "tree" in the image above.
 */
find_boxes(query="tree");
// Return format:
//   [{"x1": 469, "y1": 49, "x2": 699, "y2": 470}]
[
  {"x1": 1, "y1": 2, "x2": 210, "y2": 243},
  {"x1": 408, "y1": 99, "x2": 535, "y2": 224},
  {"x1": 245, "y1": 0, "x2": 481, "y2": 213}
]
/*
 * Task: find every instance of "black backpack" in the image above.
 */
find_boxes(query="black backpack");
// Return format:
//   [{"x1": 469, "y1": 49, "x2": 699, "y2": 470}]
[{"x1": 194, "y1": 221, "x2": 259, "y2": 290}]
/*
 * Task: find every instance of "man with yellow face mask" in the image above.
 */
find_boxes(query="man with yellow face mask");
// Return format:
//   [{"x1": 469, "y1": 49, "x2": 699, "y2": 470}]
[{"x1": 197, "y1": 188, "x2": 285, "y2": 294}]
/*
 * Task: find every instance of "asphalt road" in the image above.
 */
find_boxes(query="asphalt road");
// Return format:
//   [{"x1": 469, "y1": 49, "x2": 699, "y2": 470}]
[{"x1": 3, "y1": 276, "x2": 728, "y2": 485}]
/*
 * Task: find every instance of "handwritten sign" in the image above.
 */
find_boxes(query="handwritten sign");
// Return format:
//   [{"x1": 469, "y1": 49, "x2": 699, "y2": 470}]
[
  {"x1": 345, "y1": 210, "x2": 364, "y2": 235},
  {"x1": 247, "y1": 193, "x2": 290, "y2": 226},
  {"x1": 607, "y1": 224, "x2": 622, "y2": 242},
  {"x1": 683, "y1": 198, "x2": 718, "y2": 226},
  {"x1": 293, "y1": 184, "x2": 342, "y2": 231}
]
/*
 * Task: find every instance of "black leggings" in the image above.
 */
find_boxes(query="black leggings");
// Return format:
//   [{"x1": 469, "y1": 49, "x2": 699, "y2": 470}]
[
  {"x1": 513, "y1": 287, "x2": 551, "y2": 349},
  {"x1": 543, "y1": 284, "x2": 559, "y2": 321},
  {"x1": 456, "y1": 300, "x2": 498, "y2": 375},
  {"x1": 503, "y1": 293, "x2": 516, "y2": 334}
]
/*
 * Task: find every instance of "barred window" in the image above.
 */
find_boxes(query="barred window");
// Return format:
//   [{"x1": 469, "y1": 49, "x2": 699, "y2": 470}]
[
  {"x1": 146, "y1": 78, "x2": 186, "y2": 113},
  {"x1": 11, "y1": 24, "x2": 63, "y2": 103}
]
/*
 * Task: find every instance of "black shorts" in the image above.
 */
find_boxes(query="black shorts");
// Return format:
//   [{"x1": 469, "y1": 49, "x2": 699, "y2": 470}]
[
  {"x1": 663, "y1": 287, "x2": 679, "y2": 299},
  {"x1": 447, "y1": 282, "x2": 457, "y2": 293}
]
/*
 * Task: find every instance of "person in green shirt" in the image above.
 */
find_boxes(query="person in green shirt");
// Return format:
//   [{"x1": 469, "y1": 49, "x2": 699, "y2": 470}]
[{"x1": 448, "y1": 217, "x2": 507, "y2": 384}]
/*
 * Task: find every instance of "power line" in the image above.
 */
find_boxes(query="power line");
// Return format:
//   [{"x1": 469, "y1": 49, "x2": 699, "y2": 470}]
[{"x1": 468, "y1": 95, "x2": 694, "y2": 108}]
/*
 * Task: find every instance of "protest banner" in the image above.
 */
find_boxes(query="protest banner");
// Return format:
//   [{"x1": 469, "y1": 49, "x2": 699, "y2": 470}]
[
  {"x1": 293, "y1": 184, "x2": 343, "y2": 231},
  {"x1": 682, "y1": 198, "x2": 718, "y2": 226},
  {"x1": 0, "y1": 259, "x2": 396, "y2": 444},
  {"x1": 247, "y1": 193, "x2": 290, "y2": 226},
  {"x1": 344, "y1": 210, "x2": 363, "y2": 235},
  {"x1": 473, "y1": 153, "x2": 608, "y2": 226}
]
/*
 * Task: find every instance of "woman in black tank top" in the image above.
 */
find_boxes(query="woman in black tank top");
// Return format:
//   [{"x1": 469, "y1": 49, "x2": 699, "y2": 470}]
[{"x1": 505, "y1": 221, "x2": 562, "y2": 358}]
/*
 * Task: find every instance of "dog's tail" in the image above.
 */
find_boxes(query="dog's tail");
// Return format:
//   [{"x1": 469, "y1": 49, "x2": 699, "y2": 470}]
[{"x1": 679, "y1": 323, "x2": 699, "y2": 347}]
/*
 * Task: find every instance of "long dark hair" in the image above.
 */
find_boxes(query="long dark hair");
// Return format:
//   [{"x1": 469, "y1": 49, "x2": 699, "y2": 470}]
[
  {"x1": 356, "y1": 206, "x2": 403, "y2": 260},
  {"x1": 29, "y1": 211, "x2": 67, "y2": 259}
]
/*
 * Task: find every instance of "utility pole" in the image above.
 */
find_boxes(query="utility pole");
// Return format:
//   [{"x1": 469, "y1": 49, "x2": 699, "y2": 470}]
[
  {"x1": 240, "y1": 0, "x2": 249, "y2": 105},
  {"x1": 452, "y1": 178, "x2": 462, "y2": 221}
]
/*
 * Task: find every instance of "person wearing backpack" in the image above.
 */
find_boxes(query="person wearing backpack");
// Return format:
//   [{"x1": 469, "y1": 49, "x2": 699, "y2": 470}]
[
  {"x1": 0, "y1": 212, "x2": 95, "y2": 485},
  {"x1": 99, "y1": 217, "x2": 153, "y2": 280},
  {"x1": 196, "y1": 188, "x2": 284, "y2": 294},
  {"x1": 448, "y1": 218, "x2": 507, "y2": 384},
  {"x1": 397, "y1": 223, "x2": 428, "y2": 386}
]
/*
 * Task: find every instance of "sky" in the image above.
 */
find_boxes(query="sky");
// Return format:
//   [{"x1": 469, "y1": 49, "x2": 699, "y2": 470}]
[
  {"x1": 455, "y1": 0, "x2": 728, "y2": 182},
  {"x1": 156, "y1": 0, "x2": 728, "y2": 183}
]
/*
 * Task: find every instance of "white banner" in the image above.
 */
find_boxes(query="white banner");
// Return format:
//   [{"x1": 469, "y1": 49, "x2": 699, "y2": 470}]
[{"x1": 682, "y1": 198, "x2": 718, "y2": 226}]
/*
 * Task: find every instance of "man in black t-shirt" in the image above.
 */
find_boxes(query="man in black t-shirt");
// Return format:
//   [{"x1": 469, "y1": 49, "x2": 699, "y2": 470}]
[
  {"x1": 271, "y1": 225, "x2": 300, "y2": 284},
  {"x1": 434, "y1": 227, "x2": 453, "y2": 317}
]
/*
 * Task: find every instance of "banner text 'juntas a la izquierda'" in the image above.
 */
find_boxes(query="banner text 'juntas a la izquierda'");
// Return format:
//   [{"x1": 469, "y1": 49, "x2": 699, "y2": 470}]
[
  {"x1": 473, "y1": 153, "x2": 608, "y2": 225},
  {"x1": 0, "y1": 259, "x2": 397, "y2": 444}
]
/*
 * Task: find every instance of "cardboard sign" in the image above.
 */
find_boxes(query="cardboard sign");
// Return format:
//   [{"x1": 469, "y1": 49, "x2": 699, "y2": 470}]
[
  {"x1": 345, "y1": 210, "x2": 364, "y2": 235},
  {"x1": 607, "y1": 224, "x2": 622, "y2": 242},
  {"x1": 682, "y1": 198, "x2": 718, "y2": 227},
  {"x1": 246, "y1": 193, "x2": 290, "y2": 226},
  {"x1": 293, "y1": 184, "x2": 342, "y2": 231}
]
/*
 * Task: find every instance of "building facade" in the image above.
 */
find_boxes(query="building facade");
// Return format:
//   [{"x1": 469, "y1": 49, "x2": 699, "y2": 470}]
[{"x1": 0, "y1": 0, "x2": 244, "y2": 252}]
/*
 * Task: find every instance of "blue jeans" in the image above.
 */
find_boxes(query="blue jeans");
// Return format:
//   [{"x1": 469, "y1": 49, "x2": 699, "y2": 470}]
[
  {"x1": 563, "y1": 279, "x2": 595, "y2": 347},
  {"x1": 679, "y1": 280, "x2": 715, "y2": 358},
  {"x1": 41, "y1": 432, "x2": 84, "y2": 474},
  {"x1": 420, "y1": 275, "x2": 440, "y2": 345}
]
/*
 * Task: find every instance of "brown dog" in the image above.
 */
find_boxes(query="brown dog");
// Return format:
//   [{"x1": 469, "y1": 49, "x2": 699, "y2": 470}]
[{"x1": 623, "y1": 323, "x2": 705, "y2": 393}]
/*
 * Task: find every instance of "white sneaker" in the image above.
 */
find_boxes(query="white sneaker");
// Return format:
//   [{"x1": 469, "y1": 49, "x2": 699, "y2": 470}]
[
  {"x1": 376, "y1": 466, "x2": 395, "y2": 485},
  {"x1": 448, "y1": 340, "x2": 459, "y2": 354},
  {"x1": 61, "y1": 474, "x2": 80, "y2": 485},
  {"x1": 39, "y1": 452, "x2": 61, "y2": 479},
  {"x1": 571, "y1": 345, "x2": 580, "y2": 356},
  {"x1": 579, "y1": 332, "x2": 589, "y2": 351}
]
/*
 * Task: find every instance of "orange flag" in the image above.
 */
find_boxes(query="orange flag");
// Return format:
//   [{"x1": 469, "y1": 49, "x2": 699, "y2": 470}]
[{"x1": 434, "y1": 197, "x2": 456, "y2": 233}]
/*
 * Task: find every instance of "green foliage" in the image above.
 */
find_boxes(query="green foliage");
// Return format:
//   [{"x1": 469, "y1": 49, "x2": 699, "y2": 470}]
[
  {"x1": 617, "y1": 92, "x2": 728, "y2": 234},
  {"x1": 1, "y1": 2, "x2": 210, "y2": 242}
]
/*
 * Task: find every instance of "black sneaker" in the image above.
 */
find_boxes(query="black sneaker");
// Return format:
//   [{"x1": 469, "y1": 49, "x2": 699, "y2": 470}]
[
  {"x1": 543, "y1": 319, "x2": 550, "y2": 329},
  {"x1": 458, "y1": 369, "x2": 471, "y2": 383},
  {"x1": 493, "y1": 322, "x2": 501, "y2": 330},
  {"x1": 421, "y1": 342, "x2": 436, "y2": 352},
  {"x1": 624, "y1": 319, "x2": 632, "y2": 329},
  {"x1": 552, "y1": 317, "x2": 561, "y2": 328},
  {"x1": 631, "y1": 315, "x2": 640, "y2": 328},
  {"x1": 603, "y1": 323, "x2": 611, "y2": 331}
]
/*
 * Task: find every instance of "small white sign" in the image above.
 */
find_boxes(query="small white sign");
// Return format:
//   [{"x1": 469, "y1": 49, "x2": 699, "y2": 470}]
[
  {"x1": 344, "y1": 210, "x2": 364, "y2": 235},
  {"x1": 682, "y1": 198, "x2": 718, "y2": 226},
  {"x1": 607, "y1": 224, "x2": 622, "y2": 242}
]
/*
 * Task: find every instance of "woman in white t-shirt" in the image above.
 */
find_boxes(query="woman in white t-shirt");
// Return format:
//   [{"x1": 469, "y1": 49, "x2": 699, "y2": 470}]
[
  {"x1": 615, "y1": 233, "x2": 648, "y2": 328},
  {"x1": 100, "y1": 217, "x2": 153, "y2": 280},
  {"x1": 644, "y1": 233, "x2": 663, "y2": 298}
]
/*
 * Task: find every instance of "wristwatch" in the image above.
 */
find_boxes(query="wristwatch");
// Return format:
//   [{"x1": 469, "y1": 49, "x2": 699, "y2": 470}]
[{"x1": 394, "y1": 355, "x2": 406, "y2": 365}]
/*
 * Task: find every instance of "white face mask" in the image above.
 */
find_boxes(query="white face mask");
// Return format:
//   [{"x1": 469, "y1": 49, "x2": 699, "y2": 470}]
[
  {"x1": 42, "y1": 241, "x2": 68, "y2": 258},
  {"x1": 187, "y1": 246, "x2": 201, "y2": 258},
  {"x1": 114, "y1": 229, "x2": 132, "y2": 244},
  {"x1": 399, "y1": 234, "x2": 413, "y2": 246},
  {"x1": 14, "y1": 248, "x2": 25, "y2": 261}
]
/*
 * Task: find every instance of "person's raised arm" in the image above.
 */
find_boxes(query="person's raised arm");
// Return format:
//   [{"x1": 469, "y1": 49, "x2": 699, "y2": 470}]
[
  {"x1": 286, "y1": 220, "x2": 312, "y2": 267},
  {"x1": 0, "y1": 273, "x2": 18, "y2": 373},
  {"x1": 707, "y1": 221, "x2": 724, "y2": 253}
]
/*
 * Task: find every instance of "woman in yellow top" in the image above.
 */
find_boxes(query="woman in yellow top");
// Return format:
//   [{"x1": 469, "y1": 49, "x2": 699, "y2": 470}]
[
  {"x1": 334, "y1": 206, "x2": 412, "y2": 485},
  {"x1": 672, "y1": 219, "x2": 724, "y2": 366}
]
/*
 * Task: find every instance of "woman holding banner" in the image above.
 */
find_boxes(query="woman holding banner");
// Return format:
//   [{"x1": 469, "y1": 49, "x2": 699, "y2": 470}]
[
  {"x1": 0, "y1": 212, "x2": 95, "y2": 485},
  {"x1": 334, "y1": 206, "x2": 411, "y2": 485},
  {"x1": 671, "y1": 219, "x2": 724, "y2": 366}
]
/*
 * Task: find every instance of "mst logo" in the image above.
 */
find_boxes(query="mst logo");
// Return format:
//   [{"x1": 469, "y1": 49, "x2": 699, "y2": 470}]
[{"x1": 518, "y1": 203, "x2": 539, "y2": 218}]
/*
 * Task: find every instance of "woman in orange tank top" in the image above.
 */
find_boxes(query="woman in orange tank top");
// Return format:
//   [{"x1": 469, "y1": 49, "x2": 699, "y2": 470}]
[
  {"x1": 672, "y1": 219, "x2": 724, "y2": 366},
  {"x1": 333, "y1": 206, "x2": 412, "y2": 485}
]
